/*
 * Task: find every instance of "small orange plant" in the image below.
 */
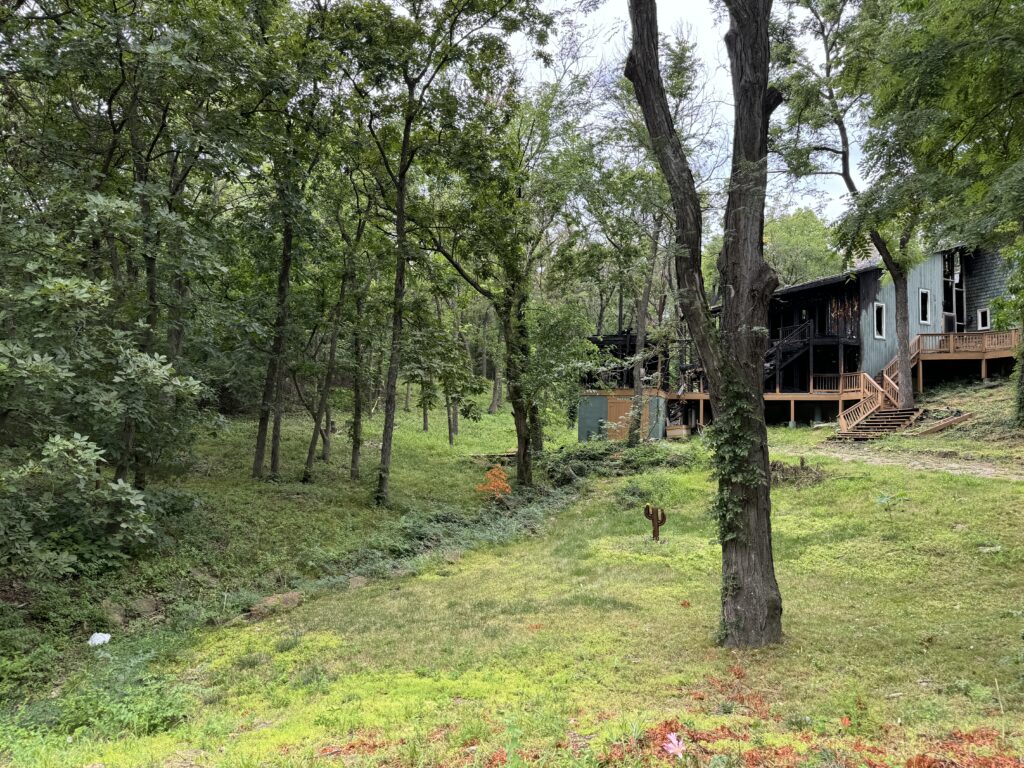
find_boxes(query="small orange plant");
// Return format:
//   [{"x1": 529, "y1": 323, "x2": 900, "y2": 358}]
[{"x1": 476, "y1": 465, "x2": 511, "y2": 499}]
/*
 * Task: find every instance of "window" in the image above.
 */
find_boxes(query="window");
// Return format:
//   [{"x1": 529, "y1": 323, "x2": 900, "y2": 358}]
[
  {"x1": 919, "y1": 289, "x2": 931, "y2": 325},
  {"x1": 978, "y1": 307, "x2": 991, "y2": 330},
  {"x1": 874, "y1": 302, "x2": 886, "y2": 339}
]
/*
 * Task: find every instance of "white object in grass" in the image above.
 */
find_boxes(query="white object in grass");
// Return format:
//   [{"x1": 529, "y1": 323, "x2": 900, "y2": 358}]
[{"x1": 88, "y1": 632, "x2": 111, "y2": 646}]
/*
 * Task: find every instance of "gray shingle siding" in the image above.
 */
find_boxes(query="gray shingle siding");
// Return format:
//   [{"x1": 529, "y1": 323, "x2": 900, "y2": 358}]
[{"x1": 964, "y1": 250, "x2": 1009, "y2": 330}]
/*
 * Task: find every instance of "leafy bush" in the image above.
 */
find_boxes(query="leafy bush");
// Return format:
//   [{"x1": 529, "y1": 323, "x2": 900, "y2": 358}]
[
  {"x1": 0, "y1": 434, "x2": 153, "y2": 579},
  {"x1": 538, "y1": 440, "x2": 702, "y2": 486}
]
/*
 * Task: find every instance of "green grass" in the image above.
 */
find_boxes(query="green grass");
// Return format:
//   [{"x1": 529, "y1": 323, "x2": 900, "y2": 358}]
[
  {"x1": 871, "y1": 378, "x2": 1024, "y2": 466},
  {"x1": 2, "y1": 400, "x2": 1023, "y2": 766},
  {"x1": 0, "y1": 399, "x2": 575, "y2": 706}
]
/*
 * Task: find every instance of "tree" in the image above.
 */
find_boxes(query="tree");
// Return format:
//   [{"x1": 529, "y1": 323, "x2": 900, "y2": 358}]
[
  {"x1": 626, "y1": 0, "x2": 784, "y2": 646},
  {"x1": 421, "y1": 75, "x2": 586, "y2": 486},
  {"x1": 775, "y1": 0, "x2": 918, "y2": 409},
  {"x1": 248, "y1": 2, "x2": 335, "y2": 479},
  {"x1": 850, "y1": 0, "x2": 1024, "y2": 421},
  {"x1": 336, "y1": 0, "x2": 551, "y2": 504},
  {"x1": 764, "y1": 208, "x2": 840, "y2": 286}
]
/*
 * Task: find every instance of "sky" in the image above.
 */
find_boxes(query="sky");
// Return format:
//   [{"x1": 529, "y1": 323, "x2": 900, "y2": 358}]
[{"x1": 562, "y1": 0, "x2": 864, "y2": 223}]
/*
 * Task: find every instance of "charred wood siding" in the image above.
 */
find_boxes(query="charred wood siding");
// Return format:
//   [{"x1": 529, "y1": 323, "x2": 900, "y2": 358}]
[{"x1": 965, "y1": 250, "x2": 1009, "y2": 330}]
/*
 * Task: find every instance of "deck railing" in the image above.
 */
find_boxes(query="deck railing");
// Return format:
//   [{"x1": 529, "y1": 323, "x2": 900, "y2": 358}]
[
  {"x1": 810, "y1": 374, "x2": 839, "y2": 392},
  {"x1": 810, "y1": 373, "x2": 865, "y2": 394},
  {"x1": 840, "y1": 372, "x2": 862, "y2": 393},
  {"x1": 919, "y1": 328, "x2": 1020, "y2": 355}
]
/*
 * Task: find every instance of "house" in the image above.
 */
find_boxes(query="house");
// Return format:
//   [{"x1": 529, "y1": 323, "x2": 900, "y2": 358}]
[{"x1": 579, "y1": 247, "x2": 1019, "y2": 441}]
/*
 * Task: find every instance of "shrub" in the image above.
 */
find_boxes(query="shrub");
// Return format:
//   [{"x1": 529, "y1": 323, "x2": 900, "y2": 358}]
[{"x1": 0, "y1": 434, "x2": 153, "y2": 579}]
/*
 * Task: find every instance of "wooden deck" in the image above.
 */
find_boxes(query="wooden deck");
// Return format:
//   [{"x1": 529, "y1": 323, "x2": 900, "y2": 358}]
[{"x1": 671, "y1": 329, "x2": 1020, "y2": 427}]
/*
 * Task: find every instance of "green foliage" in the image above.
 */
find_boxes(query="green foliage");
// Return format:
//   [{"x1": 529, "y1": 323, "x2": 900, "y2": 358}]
[
  {"x1": 703, "y1": 377, "x2": 765, "y2": 544},
  {"x1": 0, "y1": 436, "x2": 152, "y2": 579}
]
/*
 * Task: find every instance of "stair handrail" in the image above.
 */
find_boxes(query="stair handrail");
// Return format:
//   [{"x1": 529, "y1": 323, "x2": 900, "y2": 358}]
[
  {"x1": 765, "y1": 320, "x2": 813, "y2": 380},
  {"x1": 771, "y1": 320, "x2": 813, "y2": 350},
  {"x1": 881, "y1": 374, "x2": 900, "y2": 408},
  {"x1": 838, "y1": 372, "x2": 884, "y2": 432}
]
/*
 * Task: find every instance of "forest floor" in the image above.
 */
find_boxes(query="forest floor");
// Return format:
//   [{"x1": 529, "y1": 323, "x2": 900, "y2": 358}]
[{"x1": 2, "y1": 381, "x2": 1024, "y2": 767}]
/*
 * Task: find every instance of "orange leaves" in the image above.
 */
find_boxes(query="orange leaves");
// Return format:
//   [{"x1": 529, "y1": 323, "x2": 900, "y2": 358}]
[{"x1": 476, "y1": 465, "x2": 511, "y2": 499}]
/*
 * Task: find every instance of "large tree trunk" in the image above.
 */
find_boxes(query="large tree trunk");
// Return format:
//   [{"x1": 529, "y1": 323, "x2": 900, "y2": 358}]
[
  {"x1": 871, "y1": 234, "x2": 916, "y2": 410},
  {"x1": 628, "y1": 220, "x2": 660, "y2": 446},
  {"x1": 500, "y1": 309, "x2": 533, "y2": 486},
  {"x1": 528, "y1": 402, "x2": 543, "y2": 454},
  {"x1": 892, "y1": 269, "x2": 914, "y2": 409},
  {"x1": 626, "y1": 0, "x2": 783, "y2": 647},
  {"x1": 253, "y1": 216, "x2": 294, "y2": 479}
]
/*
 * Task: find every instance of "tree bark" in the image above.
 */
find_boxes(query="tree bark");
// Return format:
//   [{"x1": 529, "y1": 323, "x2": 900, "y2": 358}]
[
  {"x1": 489, "y1": 366, "x2": 502, "y2": 414},
  {"x1": 500, "y1": 307, "x2": 533, "y2": 486},
  {"x1": 629, "y1": 219, "x2": 660, "y2": 446},
  {"x1": 253, "y1": 214, "x2": 294, "y2": 479},
  {"x1": 626, "y1": 0, "x2": 783, "y2": 647},
  {"x1": 350, "y1": 290, "x2": 366, "y2": 481},
  {"x1": 871, "y1": 234, "x2": 915, "y2": 409},
  {"x1": 375, "y1": 148, "x2": 411, "y2": 505}
]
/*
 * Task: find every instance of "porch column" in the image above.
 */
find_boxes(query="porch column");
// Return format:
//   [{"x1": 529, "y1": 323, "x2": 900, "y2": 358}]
[{"x1": 809, "y1": 342, "x2": 815, "y2": 392}]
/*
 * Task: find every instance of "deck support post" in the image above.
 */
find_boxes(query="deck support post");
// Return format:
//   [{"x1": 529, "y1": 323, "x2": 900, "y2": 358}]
[
  {"x1": 808, "y1": 342, "x2": 814, "y2": 392},
  {"x1": 981, "y1": 358, "x2": 988, "y2": 381},
  {"x1": 917, "y1": 360, "x2": 924, "y2": 393},
  {"x1": 788, "y1": 399, "x2": 796, "y2": 429},
  {"x1": 698, "y1": 398, "x2": 704, "y2": 427}
]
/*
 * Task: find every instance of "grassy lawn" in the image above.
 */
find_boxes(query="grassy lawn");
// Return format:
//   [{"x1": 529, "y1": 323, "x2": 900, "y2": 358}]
[{"x1": 3, "y1": 396, "x2": 1023, "y2": 767}]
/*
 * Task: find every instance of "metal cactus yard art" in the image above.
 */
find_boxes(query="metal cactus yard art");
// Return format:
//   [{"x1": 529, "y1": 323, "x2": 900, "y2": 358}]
[{"x1": 644, "y1": 504, "x2": 666, "y2": 541}]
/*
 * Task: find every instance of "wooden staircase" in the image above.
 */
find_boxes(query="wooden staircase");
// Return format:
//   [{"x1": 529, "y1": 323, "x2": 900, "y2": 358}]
[
  {"x1": 836, "y1": 407, "x2": 922, "y2": 440},
  {"x1": 836, "y1": 340, "x2": 923, "y2": 440}
]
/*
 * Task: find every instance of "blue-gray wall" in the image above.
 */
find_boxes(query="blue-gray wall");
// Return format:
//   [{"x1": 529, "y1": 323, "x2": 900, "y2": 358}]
[
  {"x1": 646, "y1": 396, "x2": 666, "y2": 440},
  {"x1": 578, "y1": 394, "x2": 608, "y2": 441},
  {"x1": 859, "y1": 253, "x2": 945, "y2": 376}
]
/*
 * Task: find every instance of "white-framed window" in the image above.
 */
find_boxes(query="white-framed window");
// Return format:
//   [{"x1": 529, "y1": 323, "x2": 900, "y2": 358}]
[
  {"x1": 978, "y1": 307, "x2": 991, "y2": 330},
  {"x1": 874, "y1": 302, "x2": 886, "y2": 339},
  {"x1": 919, "y1": 289, "x2": 931, "y2": 325}
]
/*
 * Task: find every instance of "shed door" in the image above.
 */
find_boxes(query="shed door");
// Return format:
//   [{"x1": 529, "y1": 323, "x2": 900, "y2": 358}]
[{"x1": 606, "y1": 397, "x2": 631, "y2": 441}]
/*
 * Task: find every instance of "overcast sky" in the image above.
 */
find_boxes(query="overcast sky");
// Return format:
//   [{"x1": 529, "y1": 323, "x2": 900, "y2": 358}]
[{"x1": 562, "y1": 0, "x2": 863, "y2": 222}]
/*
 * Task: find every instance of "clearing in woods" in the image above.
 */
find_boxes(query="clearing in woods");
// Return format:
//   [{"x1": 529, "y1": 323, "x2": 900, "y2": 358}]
[{"x1": 1, "y1": 384, "x2": 1023, "y2": 767}]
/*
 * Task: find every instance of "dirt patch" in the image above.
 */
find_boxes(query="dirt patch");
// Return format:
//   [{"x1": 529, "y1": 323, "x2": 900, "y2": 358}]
[
  {"x1": 770, "y1": 458, "x2": 825, "y2": 487},
  {"x1": 818, "y1": 444, "x2": 1024, "y2": 481}
]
